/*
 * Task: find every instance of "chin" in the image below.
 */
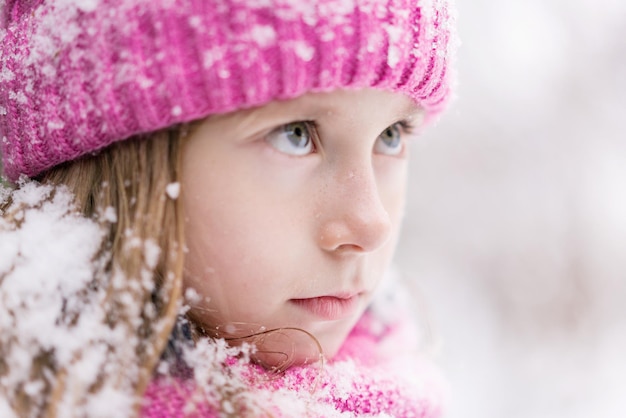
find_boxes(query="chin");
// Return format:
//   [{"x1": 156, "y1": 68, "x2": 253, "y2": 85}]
[{"x1": 248, "y1": 323, "x2": 355, "y2": 371}]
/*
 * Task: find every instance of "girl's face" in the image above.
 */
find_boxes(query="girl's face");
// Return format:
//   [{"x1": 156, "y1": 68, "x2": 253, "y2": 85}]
[{"x1": 181, "y1": 88, "x2": 422, "y2": 366}]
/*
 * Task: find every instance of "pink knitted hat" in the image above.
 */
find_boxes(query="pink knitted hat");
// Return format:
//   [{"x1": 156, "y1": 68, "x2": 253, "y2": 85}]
[{"x1": 0, "y1": 0, "x2": 455, "y2": 181}]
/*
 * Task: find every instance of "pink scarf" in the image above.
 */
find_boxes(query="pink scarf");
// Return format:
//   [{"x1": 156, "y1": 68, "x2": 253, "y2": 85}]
[{"x1": 142, "y1": 302, "x2": 446, "y2": 417}]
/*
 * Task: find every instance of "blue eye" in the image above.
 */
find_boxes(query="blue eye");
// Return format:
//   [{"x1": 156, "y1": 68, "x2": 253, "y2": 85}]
[
  {"x1": 266, "y1": 122, "x2": 315, "y2": 156},
  {"x1": 374, "y1": 123, "x2": 403, "y2": 156}
]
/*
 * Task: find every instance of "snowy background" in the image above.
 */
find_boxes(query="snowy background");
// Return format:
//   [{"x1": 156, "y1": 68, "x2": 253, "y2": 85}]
[{"x1": 395, "y1": 0, "x2": 626, "y2": 417}]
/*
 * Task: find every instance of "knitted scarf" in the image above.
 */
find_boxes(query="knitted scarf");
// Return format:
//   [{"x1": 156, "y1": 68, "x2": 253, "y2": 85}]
[{"x1": 143, "y1": 289, "x2": 446, "y2": 417}]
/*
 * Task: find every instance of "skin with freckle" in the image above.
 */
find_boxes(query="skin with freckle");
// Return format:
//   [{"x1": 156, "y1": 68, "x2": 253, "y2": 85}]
[{"x1": 182, "y1": 88, "x2": 422, "y2": 366}]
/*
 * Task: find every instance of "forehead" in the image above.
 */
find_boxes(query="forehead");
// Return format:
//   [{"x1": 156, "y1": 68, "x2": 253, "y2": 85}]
[
  {"x1": 266, "y1": 88, "x2": 422, "y2": 120},
  {"x1": 188, "y1": 88, "x2": 424, "y2": 141}
]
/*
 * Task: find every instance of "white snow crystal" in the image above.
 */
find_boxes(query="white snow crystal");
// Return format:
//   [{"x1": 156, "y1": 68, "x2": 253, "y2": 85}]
[
  {"x1": 250, "y1": 25, "x2": 277, "y2": 48},
  {"x1": 188, "y1": 16, "x2": 202, "y2": 29},
  {"x1": 143, "y1": 239, "x2": 161, "y2": 270},
  {"x1": 83, "y1": 385, "x2": 135, "y2": 418},
  {"x1": 171, "y1": 105, "x2": 183, "y2": 117},
  {"x1": 203, "y1": 47, "x2": 226, "y2": 69},
  {"x1": 385, "y1": 25, "x2": 403, "y2": 68},
  {"x1": 137, "y1": 76, "x2": 154, "y2": 89},
  {"x1": 8, "y1": 90, "x2": 27, "y2": 104},
  {"x1": 0, "y1": 397, "x2": 17, "y2": 418},
  {"x1": 292, "y1": 41, "x2": 315, "y2": 62},
  {"x1": 101, "y1": 206, "x2": 117, "y2": 223},
  {"x1": 57, "y1": 0, "x2": 100, "y2": 13},
  {"x1": 165, "y1": 182, "x2": 180, "y2": 199},
  {"x1": 47, "y1": 120, "x2": 65, "y2": 131},
  {"x1": 0, "y1": 67, "x2": 14, "y2": 82},
  {"x1": 12, "y1": 180, "x2": 53, "y2": 206},
  {"x1": 222, "y1": 400, "x2": 235, "y2": 414},
  {"x1": 184, "y1": 286, "x2": 202, "y2": 304}
]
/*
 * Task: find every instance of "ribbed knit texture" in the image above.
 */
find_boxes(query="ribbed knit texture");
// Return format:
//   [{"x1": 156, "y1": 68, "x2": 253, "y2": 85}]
[{"x1": 0, "y1": 0, "x2": 455, "y2": 181}]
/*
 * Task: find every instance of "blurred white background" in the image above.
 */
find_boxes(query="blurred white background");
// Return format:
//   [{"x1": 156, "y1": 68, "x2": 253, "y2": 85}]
[{"x1": 396, "y1": 0, "x2": 626, "y2": 416}]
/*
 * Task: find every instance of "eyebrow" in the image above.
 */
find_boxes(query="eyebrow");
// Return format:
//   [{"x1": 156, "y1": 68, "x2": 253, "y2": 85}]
[
  {"x1": 298, "y1": 94, "x2": 423, "y2": 119},
  {"x1": 251, "y1": 92, "x2": 425, "y2": 131},
  {"x1": 398, "y1": 101, "x2": 424, "y2": 121}
]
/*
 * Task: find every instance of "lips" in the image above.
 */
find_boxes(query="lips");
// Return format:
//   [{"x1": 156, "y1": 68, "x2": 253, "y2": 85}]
[{"x1": 290, "y1": 294, "x2": 361, "y2": 321}]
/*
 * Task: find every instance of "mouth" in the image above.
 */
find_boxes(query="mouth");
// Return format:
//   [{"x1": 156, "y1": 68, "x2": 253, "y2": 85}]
[{"x1": 290, "y1": 293, "x2": 362, "y2": 321}]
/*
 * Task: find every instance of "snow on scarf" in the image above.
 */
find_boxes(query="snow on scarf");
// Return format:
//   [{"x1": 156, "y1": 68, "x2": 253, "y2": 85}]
[{"x1": 143, "y1": 282, "x2": 447, "y2": 417}]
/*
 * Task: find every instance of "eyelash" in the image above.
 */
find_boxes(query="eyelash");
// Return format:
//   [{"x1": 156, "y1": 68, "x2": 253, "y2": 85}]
[
  {"x1": 394, "y1": 120, "x2": 417, "y2": 135},
  {"x1": 298, "y1": 121, "x2": 319, "y2": 153}
]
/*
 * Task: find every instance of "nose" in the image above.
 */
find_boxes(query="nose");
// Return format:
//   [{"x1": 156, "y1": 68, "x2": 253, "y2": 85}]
[{"x1": 317, "y1": 167, "x2": 392, "y2": 254}]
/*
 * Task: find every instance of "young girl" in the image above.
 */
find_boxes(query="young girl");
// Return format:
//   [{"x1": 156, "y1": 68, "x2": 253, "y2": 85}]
[{"x1": 0, "y1": 0, "x2": 455, "y2": 416}]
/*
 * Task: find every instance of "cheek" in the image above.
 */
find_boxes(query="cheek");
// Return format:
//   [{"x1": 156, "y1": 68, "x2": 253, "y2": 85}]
[
  {"x1": 377, "y1": 163, "x2": 409, "y2": 266},
  {"x1": 378, "y1": 161, "x2": 409, "y2": 223},
  {"x1": 181, "y1": 194, "x2": 277, "y2": 328},
  {"x1": 180, "y1": 170, "x2": 309, "y2": 298},
  {"x1": 183, "y1": 187, "x2": 266, "y2": 280}
]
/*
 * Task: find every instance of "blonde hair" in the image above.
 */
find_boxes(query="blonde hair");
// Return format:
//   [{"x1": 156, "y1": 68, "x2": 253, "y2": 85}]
[
  {"x1": 0, "y1": 125, "x2": 325, "y2": 417},
  {"x1": 0, "y1": 127, "x2": 186, "y2": 416}
]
